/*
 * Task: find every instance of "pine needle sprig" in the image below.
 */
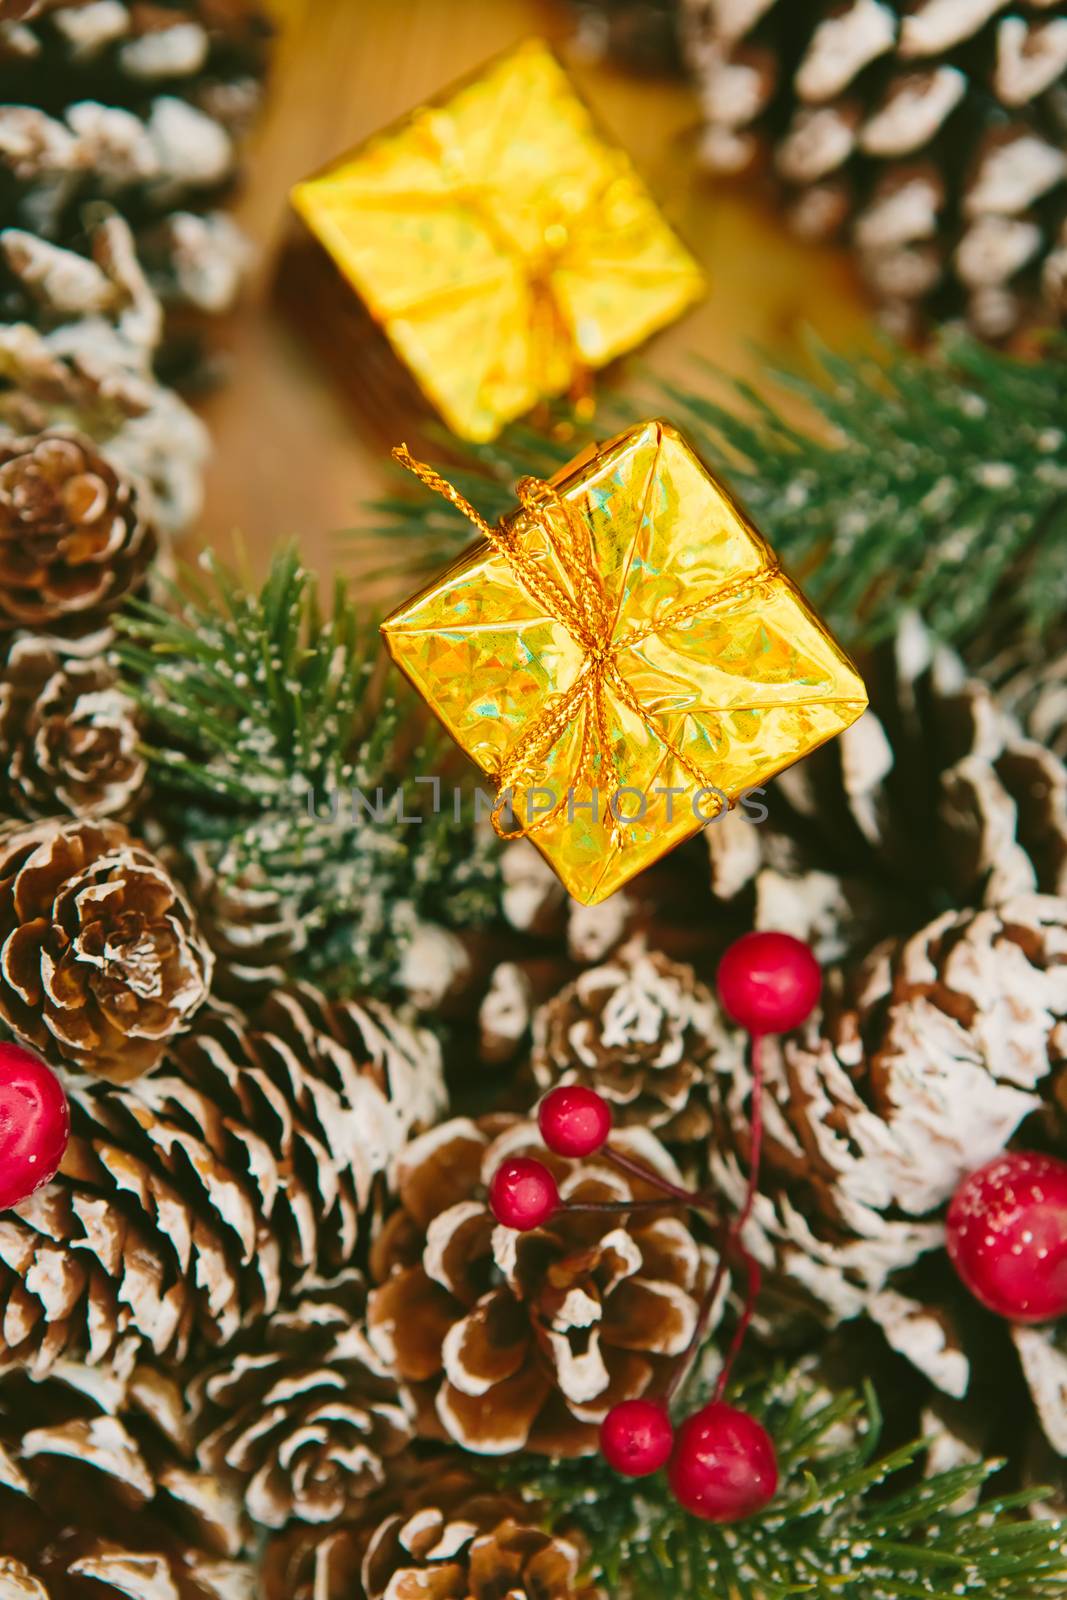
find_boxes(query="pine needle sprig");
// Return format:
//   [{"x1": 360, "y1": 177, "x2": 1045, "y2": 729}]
[
  {"x1": 115, "y1": 549, "x2": 500, "y2": 996},
  {"x1": 509, "y1": 1371, "x2": 1067, "y2": 1600},
  {"x1": 362, "y1": 339, "x2": 1067, "y2": 661}
]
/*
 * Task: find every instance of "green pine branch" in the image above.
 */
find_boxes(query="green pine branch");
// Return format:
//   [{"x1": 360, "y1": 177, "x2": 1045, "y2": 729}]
[
  {"x1": 115, "y1": 549, "x2": 500, "y2": 996},
  {"x1": 362, "y1": 337, "x2": 1067, "y2": 659},
  {"x1": 510, "y1": 1370, "x2": 1066, "y2": 1600}
]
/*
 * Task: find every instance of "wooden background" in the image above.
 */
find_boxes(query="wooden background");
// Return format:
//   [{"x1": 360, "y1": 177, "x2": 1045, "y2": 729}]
[{"x1": 196, "y1": 0, "x2": 874, "y2": 587}]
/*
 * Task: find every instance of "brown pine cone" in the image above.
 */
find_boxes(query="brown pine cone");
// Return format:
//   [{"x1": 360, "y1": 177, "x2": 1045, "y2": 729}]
[
  {"x1": 681, "y1": 0, "x2": 1067, "y2": 336},
  {"x1": 709, "y1": 895, "x2": 1067, "y2": 1393},
  {"x1": 0, "y1": 432, "x2": 156, "y2": 640},
  {"x1": 0, "y1": 1358, "x2": 252, "y2": 1597},
  {"x1": 192, "y1": 1269, "x2": 414, "y2": 1530},
  {"x1": 263, "y1": 1465, "x2": 603, "y2": 1600},
  {"x1": 368, "y1": 1117, "x2": 715, "y2": 1457},
  {"x1": 0, "y1": 988, "x2": 444, "y2": 1373},
  {"x1": 531, "y1": 937, "x2": 740, "y2": 1149},
  {"x1": 0, "y1": 817, "x2": 212, "y2": 1081},
  {"x1": 0, "y1": 636, "x2": 145, "y2": 820}
]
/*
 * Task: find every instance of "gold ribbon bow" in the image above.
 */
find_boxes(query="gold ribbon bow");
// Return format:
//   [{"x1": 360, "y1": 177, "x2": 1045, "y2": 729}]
[{"x1": 393, "y1": 447, "x2": 781, "y2": 846}]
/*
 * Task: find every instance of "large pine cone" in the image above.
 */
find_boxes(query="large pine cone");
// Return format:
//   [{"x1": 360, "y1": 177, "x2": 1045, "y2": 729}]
[
  {"x1": 709, "y1": 895, "x2": 1067, "y2": 1394},
  {"x1": 681, "y1": 0, "x2": 1067, "y2": 336},
  {"x1": 531, "y1": 937, "x2": 739, "y2": 1150},
  {"x1": 0, "y1": 1, "x2": 271, "y2": 317},
  {"x1": 263, "y1": 1467, "x2": 602, "y2": 1600},
  {"x1": 368, "y1": 1117, "x2": 715, "y2": 1457},
  {"x1": 192, "y1": 1269, "x2": 413, "y2": 1530},
  {"x1": 0, "y1": 988, "x2": 444, "y2": 1373},
  {"x1": 0, "y1": 432, "x2": 155, "y2": 640},
  {"x1": 0, "y1": 214, "x2": 210, "y2": 538},
  {"x1": 0, "y1": 1359, "x2": 253, "y2": 1597},
  {"x1": 0, "y1": 637, "x2": 145, "y2": 820},
  {"x1": 708, "y1": 617, "x2": 1067, "y2": 960},
  {"x1": 0, "y1": 817, "x2": 212, "y2": 1081}
]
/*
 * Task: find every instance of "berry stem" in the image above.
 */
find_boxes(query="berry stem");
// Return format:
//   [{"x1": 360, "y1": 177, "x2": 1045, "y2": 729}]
[
  {"x1": 602, "y1": 1144, "x2": 717, "y2": 1213},
  {"x1": 713, "y1": 1030, "x2": 766, "y2": 1402},
  {"x1": 666, "y1": 1031, "x2": 767, "y2": 1407},
  {"x1": 566, "y1": 1197, "x2": 688, "y2": 1217}
]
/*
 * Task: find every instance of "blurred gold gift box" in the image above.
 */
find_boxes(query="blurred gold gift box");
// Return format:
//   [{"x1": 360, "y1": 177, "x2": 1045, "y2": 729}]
[{"x1": 291, "y1": 38, "x2": 705, "y2": 442}]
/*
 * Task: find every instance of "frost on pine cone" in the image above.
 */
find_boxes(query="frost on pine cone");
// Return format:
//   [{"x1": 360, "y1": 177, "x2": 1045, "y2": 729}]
[
  {"x1": 0, "y1": 988, "x2": 443, "y2": 1374},
  {"x1": 0, "y1": 1358, "x2": 253, "y2": 1597},
  {"x1": 0, "y1": 0, "x2": 271, "y2": 319},
  {"x1": 0, "y1": 635, "x2": 144, "y2": 819},
  {"x1": 368, "y1": 1118, "x2": 715, "y2": 1458},
  {"x1": 192, "y1": 1269, "x2": 413, "y2": 1531},
  {"x1": 531, "y1": 937, "x2": 738, "y2": 1151},
  {"x1": 0, "y1": 816, "x2": 211, "y2": 1081},
  {"x1": 262, "y1": 1465, "x2": 601, "y2": 1600},
  {"x1": 681, "y1": 0, "x2": 1067, "y2": 336}
]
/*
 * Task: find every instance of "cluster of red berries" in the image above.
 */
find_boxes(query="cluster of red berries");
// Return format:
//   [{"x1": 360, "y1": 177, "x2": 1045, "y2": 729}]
[{"x1": 490, "y1": 930, "x2": 822, "y2": 1523}]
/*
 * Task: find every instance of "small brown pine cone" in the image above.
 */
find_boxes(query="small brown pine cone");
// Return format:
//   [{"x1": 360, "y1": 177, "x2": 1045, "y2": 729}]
[
  {"x1": 0, "y1": 817, "x2": 212, "y2": 1081},
  {"x1": 531, "y1": 937, "x2": 740, "y2": 1150},
  {"x1": 0, "y1": 636, "x2": 145, "y2": 820},
  {"x1": 368, "y1": 1117, "x2": 716, "y2": 1457},
  {"x1": 192, "y1": 1269, "x2": 414, "y2": 1530},
  {"x1": 262, "y1": 1465, "x2": 604, "y2": 1600},
  {"x1": 0, "y1": 988, "x2": 444, "y2": 1373},
  {"x1": 361, "y1": 1485, "x2": 600, "y2": 1600},
  {"x1": 0, "y1": 432, "x2": 156, "y2": 640},
  {"x1": 184, "y1": 840, "x2": 307, "y2": 1000}
]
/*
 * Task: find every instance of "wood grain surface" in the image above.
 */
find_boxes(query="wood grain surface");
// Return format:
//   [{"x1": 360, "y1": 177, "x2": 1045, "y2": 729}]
[{"x1": 196, "y1": 0, "x2": 875, "y2": 591}]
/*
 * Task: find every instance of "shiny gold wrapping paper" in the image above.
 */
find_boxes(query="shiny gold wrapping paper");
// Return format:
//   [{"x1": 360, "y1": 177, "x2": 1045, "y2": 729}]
[
  {"x1": 382, "y1": 420, "x2": 868, "y2": 905},
  {"x1": 290, "y1": 38, "x2": 705, "y2": 442}
]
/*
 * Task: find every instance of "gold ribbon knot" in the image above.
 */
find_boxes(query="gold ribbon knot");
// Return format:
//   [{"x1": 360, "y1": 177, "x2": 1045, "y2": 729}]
[{"x1": 392, "y1": 446, "x2": 780, "y2": 846}]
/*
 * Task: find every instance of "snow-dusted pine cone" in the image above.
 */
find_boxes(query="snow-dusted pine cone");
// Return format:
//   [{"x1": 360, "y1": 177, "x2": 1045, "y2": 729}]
[
  {"x1": 368, "y1": 1118, "x2": 715, "y2": 1457},
  {"x1": 0, "y1": 0, "x2": 271, "y2": 317},
  {"x1": 0, "y1": 430, "x2": 155, "y2": 640},
  {"x1": 0, "y1": 213, "x2": 209, "y2": 536},
  {"x1": 192, "y1": 1270, "x2": 413, "y2": 1531},
  {"x1": 0, "y1": 816, "x2": 211, "y2": 1080},
  {"x1": 263, "y1": 1466, "x2": 603, "y2": 1600},
  {"x1": 0, "y1": 635, "x2": 145, "y2": 819},
  {"x1": 531, "y1": 937, "x2": 739, "y2": 1150},
  {"x1": 710, "y1": 894, "x2": 1067, "y2": 1395},
  {"x1": 681, "y1": 0, "x2": 1067, "y2": 336},
  {"x1": 0, "y1": 988, "x2": 444, "y2": 1373},
  {"x1": 707, "y1": 615, "x2": 1067, "y2": 961},
  {"x1": 0, "y1": 1359, "x2": 252, "y2": 1596}
]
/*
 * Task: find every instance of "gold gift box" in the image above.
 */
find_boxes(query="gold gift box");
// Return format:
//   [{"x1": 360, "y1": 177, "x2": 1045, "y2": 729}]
[
  {"x1": 290, "y1": 38, "x2": 705, "y2": 443},
  {"x1": 382, "y1": 420, "x2": 868, "y2": 905}
]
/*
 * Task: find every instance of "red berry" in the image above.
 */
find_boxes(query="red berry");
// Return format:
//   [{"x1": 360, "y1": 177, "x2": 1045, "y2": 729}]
[
  {"x1": 489, "y1": 1156, "x2": 559, "y2": 1231},
  {"x1": 946, "y1": 1151, "x2": 1067, "y2": 1323},
  {"x1": 0, "y1": 1043, "x2": 69, "y2": 1210},
  {"x1": 717, "y1": 931, "x2": 821, "y2": 1036},
  {"x1": 669, "y1": 1402, "x2": 778, "y2": 1523},
  {"x1": 539, "y1": 1085, "x2": 612, "y2": 1158},
  {"x1": 600, "y1": 1399, "x2": 674, "y2": 1478}
]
